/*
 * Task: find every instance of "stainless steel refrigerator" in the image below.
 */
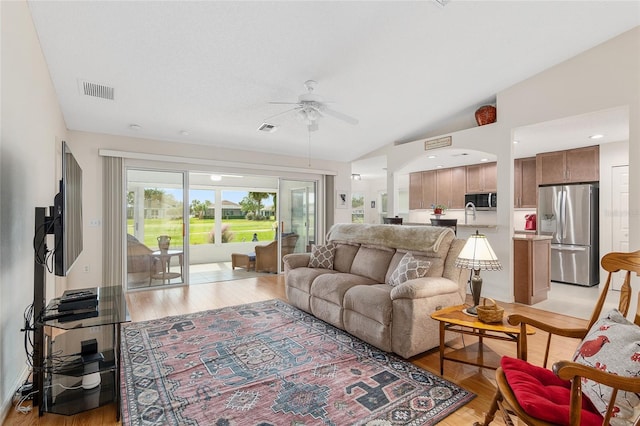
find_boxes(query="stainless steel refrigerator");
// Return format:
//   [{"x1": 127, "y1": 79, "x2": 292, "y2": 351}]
[{"x1": 537, "y1": 183, "x2": 599, "y2": 286}]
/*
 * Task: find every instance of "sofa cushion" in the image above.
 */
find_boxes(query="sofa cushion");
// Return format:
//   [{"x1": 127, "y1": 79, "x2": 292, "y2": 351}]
[
  {"x1": 310, "y1": 272, "x2": 378, "y2": 305},
  {"x1": 286, "y1": 267, "x2": 338, "y2": 294},
  {"x1": 387, "y1": 252, "x2": 431, "y2": 287},
  {"x1": 308, "y1": 242, "x2": 336, "y2": 269},
  {"x1": 572, "y1": 309, "x2": 640, "y2": 425},
  {"x1": 350, "y1": 245, "x2": 396, "y2": 283},
  {"x1": 333, "y1": 243, "x2": 360, "y2": 273},
  {"x1": 344, "y1": 284, "x2": 393, "y2": 325}
]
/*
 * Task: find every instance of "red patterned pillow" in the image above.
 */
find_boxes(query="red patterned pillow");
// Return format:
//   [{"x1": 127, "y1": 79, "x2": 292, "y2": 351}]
[
  {"x1": 308, "y1": 243, "x2": 336, "y2": 269},
  {"x1": 572, "y1": 309, "x2": 640, "y2": 425},
  {"x1": 387, "y1": 252, "x2": 431, "y2": 287}
]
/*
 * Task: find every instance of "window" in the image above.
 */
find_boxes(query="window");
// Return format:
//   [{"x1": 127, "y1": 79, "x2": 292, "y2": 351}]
[{"x1": 351, "y1": 192, "x2": 365, "y2": 223}]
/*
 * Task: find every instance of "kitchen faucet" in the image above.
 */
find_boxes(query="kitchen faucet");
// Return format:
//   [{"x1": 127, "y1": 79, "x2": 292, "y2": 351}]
[{"x1": 465, "y1": 202, "x2": 476, "y2": 224}]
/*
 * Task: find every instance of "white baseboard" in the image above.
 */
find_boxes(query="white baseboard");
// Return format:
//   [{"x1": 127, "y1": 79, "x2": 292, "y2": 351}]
[{"x1": 1, "y1": 365, "x2": 31, "y2": 422}]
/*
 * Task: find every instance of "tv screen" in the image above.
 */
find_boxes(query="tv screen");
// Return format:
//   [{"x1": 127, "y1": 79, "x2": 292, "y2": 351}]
[{"x1": 54, "y1": 141, "x2": 83, "y2": 276}]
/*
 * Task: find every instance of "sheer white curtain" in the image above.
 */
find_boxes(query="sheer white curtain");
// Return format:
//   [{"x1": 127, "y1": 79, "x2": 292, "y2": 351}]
[{"x1": 102, "y1": 156, "x2": 124, "y2": 287}]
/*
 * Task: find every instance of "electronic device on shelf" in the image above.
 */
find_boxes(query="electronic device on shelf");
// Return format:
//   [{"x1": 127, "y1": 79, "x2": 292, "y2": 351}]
[{"x1": 60, "y1": 288, "x2": 98, "y2": 303}]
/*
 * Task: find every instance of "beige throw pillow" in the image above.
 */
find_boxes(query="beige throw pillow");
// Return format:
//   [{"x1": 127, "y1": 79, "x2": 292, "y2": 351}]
[{"x1": 387, "y1": 252, "x2": 431, "y2": 287}]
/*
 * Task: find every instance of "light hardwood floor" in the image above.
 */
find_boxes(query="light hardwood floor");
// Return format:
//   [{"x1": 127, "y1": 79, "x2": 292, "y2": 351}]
[{"x1": 5, "y1": 276, "x2": 589, "y2": 425}]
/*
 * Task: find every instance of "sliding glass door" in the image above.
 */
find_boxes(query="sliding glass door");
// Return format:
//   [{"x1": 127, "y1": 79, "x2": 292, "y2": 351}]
[
  {"x1": 126, "y1": 169, "x2": 186, "y2": 290},
  {"x1": 279, "y1": 179, "x2": 316, "y2": 263}
]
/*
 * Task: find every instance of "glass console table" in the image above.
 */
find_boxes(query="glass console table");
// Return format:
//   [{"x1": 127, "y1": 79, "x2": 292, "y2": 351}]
[{"x1": 36, "y1": 286, "x2": 129, "y2": 419}]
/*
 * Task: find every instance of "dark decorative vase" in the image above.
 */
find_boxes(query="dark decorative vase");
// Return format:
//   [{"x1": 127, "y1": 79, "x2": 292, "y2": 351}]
[{"x1": 475, "y1": 105, "x2": 497, "y2": 126}]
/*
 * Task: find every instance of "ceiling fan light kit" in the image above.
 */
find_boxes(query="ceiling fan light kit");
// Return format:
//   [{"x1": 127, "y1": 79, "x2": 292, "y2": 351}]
[{"x1": 264, "y1": 80, "x2": 358, "y2": 132}]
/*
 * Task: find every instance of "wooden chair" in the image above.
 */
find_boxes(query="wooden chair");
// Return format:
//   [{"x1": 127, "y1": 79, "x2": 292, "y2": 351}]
[{"x1": 476, "y1": 250, "x2": 640, "y2": 426}]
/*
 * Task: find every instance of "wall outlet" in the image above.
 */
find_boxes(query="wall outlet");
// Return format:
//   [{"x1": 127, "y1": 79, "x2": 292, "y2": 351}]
[
  {"x1": 83, "y1": 265, "x2": 90, "y2": 273},
  {"x1": 89, "y1": 219, "x2": 101, "y2": 227}
]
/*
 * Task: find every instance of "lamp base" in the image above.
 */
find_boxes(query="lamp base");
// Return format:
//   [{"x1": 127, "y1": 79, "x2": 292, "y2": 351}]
[{"x1": 463, "y1": 306, "x2": 479, "y2": 317}]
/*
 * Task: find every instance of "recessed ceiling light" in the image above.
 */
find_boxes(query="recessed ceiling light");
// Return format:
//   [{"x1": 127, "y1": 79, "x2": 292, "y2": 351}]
[
  {"x1": 436, "y1": 165, "x2": 443, "y2": 169},
  {"x1": 480, "y1": 158, "x2": 488, "y2": 162},
  {"x1": 427, "y1": 155, "x2": 437, "y2": 159},
  {"x1": 129, "y1": 124, "x2": 142, "y2": 131},
  {"x1": 589, "y1": 134, "x2": 604, "y2": 139}
]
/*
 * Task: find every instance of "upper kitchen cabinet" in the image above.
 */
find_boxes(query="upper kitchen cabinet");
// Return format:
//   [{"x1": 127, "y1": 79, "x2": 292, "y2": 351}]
[
  {"x1": 536, "y1": 145, "x2": 600, "y2": 185},
  {"x1": 409, "y1": 170, "x2": 436, "y2": 209},
  {"x1": 409, "y1": 172, "x2": 423, "y2": 210},
  {"x1": 514, "y1": 157, "x2": 537, "y2": 208},
  {"x1": 409, "y1": 168, "x2": 464, "y2": 210},
  {"x1": 450, "y1": 166, "x2": 467, "y2": 209},
  {"x1": 466, "y1": 162, "x2": 497, "y2": 193},
  {"x1": 421, "y1": 170, "x2": 437, "y2": 209}
]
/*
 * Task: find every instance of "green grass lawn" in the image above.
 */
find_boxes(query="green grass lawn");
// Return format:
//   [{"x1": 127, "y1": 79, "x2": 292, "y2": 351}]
[{"x1": 128, "y1": 218, "x2": 276, "y2": 247}]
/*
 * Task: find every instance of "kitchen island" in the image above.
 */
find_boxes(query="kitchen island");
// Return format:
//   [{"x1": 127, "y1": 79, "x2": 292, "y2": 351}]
[{"x1": 513, "y1": 234, "x2": 553, "y2": 305}]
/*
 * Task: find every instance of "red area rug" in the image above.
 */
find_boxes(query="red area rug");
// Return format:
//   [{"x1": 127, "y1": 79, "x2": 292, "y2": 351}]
[{"x1": 121, "y1": 299, "x2": 474, "y2": 425}]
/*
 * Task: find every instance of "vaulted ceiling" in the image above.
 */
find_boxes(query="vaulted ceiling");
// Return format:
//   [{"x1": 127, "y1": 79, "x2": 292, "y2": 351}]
[{"x1": 27, "y1": 1, "x2": 639, "y2": 164}]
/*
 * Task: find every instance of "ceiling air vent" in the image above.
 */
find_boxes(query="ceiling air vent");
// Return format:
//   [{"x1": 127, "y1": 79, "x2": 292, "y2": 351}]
[
  {"x1": 258, "y1": 123, "x2": 278, "y2": 133},
  {"x1": 79, "y1": 80, "x2": 114, "y2": 100}
]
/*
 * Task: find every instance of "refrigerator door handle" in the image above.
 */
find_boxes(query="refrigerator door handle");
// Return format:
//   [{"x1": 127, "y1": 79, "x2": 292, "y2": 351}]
[
  {"x1": 551, "y1": 244, "x2": 587, "y2": 252},
  {"x1": 561, "y1": 189, "x2": 567, "y2": 240}
]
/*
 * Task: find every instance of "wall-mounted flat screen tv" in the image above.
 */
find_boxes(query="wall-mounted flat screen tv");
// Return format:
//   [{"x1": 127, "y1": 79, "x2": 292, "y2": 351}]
[{"x1": 53, "y1": 141, "x2": 83, "y2": 276}]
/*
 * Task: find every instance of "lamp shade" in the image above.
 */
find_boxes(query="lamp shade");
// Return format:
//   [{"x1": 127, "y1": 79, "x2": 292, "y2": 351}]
[{"x1": 455, "y1": 230, "x2": 502, "y2": 271}]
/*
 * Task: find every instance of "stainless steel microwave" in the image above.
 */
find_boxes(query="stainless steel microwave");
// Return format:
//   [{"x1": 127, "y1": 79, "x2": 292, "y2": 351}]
[{"x1": 465, "y1": 193, "x2": 497, "y2": 210}]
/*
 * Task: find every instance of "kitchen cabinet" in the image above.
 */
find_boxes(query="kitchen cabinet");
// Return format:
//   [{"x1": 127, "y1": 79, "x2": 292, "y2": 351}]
[
  {"x1": 435, "y1": 167, "x2": 465, "y2": 209},
  {"x1": 410, "y1": 168, "x2": 465, "y2": 210},
  {"x1": 514, "y1": 157, "x2": 537, "y2": 208},
  {"x1": 409, "y1": 170, "x2": 436, "y2": 209},
  {"x1": 536, "y1": 145, "x2": 599, "y2": 185},
  {"x1": 466, "y1": 162, "x2": 497, "y2": 193},
  {"x1": 409, "y1": 172, "x2": 423, "y2": 210},
  {"x1": 450, "y1": 166, "x2": 466, "y2": 209},
  {"x1": 421, "y1": 170, "x2": 437, "y2": 209},
  {"x1": 513, "y1": 235, "x2": 551, "y2": 305}
]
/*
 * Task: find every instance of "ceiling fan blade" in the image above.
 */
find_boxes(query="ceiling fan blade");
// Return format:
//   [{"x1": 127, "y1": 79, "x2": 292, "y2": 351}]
[
  {"x1": 268, "y1": 101, "x2": 300, "y2": 105},
  {"x1": 322, "y1": 107, "x2": 359, "y2": 125},
  {"x1": 263, "y1": 106, "x2": 302, "y2": 121}
]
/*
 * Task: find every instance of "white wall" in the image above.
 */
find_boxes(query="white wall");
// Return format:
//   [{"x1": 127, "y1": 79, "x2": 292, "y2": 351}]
[{"x1": 1, "y1": 0, "x2": 69, "y2": 418}]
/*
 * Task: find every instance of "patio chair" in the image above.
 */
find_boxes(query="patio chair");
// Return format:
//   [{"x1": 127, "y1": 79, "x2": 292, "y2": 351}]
[{"x1": 255, "y1": 233, "x2": 299, "y2": 273}]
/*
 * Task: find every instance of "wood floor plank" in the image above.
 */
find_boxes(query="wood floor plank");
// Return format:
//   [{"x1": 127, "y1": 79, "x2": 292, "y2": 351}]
[{"x1": 5, "y1": 275, "x2": 585, "y2": 425}]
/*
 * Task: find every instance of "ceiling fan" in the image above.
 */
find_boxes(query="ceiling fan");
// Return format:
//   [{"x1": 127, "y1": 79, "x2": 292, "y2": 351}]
[{"x1": 264, "y1": 80, "x2": 358, "y2": 132}]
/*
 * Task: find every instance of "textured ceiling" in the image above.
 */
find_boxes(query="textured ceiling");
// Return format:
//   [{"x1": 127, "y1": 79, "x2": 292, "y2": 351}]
[{"x1": 27, "y1": 1, "x2": 639, "y2": 165}]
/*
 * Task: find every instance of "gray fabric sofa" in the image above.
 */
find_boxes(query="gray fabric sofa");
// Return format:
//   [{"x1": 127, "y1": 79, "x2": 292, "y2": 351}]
[{"x1": 283, "y1": 223, "x2": 467, "y2": 359}]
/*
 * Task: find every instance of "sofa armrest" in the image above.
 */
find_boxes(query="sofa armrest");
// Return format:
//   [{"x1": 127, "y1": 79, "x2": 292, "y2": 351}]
[
  {"x1": 390, "y1": 277, "x2": 460, "y2": 300},
  {"x1": 283, "y1": 253, "x2": 311, "y2": 270}
]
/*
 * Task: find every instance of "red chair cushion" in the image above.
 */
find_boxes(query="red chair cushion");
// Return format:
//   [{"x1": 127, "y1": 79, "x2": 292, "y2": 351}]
[{"x1": 501, "y1": 356, "x2": 603, "y2": 426}]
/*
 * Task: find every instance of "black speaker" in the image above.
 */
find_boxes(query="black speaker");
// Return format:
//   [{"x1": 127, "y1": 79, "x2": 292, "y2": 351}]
[{"x1": 81, "y1": 338, "x2": 98, "y2": 355}]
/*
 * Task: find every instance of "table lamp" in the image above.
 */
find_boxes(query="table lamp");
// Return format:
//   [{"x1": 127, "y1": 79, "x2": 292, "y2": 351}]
[{"x1": 455, "y1": 230, "x2": 502, "y2": 315}]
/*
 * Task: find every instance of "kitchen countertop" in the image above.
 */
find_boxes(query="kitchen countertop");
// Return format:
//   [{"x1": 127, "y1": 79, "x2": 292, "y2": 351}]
[{"x1": 513, "y1": 233, "x2": 553, "y2": 241}]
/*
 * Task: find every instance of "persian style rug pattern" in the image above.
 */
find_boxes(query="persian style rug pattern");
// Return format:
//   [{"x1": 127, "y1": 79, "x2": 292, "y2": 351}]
[{"x1": 121, "y1": 299, "x2": 474, "y2": 425}]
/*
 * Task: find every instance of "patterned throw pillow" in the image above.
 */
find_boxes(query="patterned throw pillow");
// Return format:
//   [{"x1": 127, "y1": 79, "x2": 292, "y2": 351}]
[
  {"x1": 308, "y1": 243, "x2": 336, "y2": 269},
  {"x1": 572, "y1": 309, "x2": 640, "y2": 425},
  {"x1": 387, "y1": 252, "x2": 431, "y2": 287}
]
